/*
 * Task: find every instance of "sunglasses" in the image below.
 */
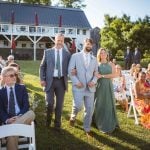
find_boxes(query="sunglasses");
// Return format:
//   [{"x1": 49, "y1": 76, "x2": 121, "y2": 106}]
[{"x1": 5, "y1": 74, "x2": 17, "y2": 78}]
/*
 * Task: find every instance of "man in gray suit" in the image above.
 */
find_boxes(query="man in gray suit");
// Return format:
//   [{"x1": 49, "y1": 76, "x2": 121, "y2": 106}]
[
  {"x1": 68, "y1": 38, "x2": 98, "y2": 136},
  {"x1": 39, "y1": 33, "x2": 70, "y2": 130}
]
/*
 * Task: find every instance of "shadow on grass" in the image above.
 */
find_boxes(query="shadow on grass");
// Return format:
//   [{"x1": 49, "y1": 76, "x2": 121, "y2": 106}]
[
  {"x1": 111, "y1": 129, "x2": 150, "y2": 150},
  {"x1": 36, "y1": 122, "x2": 98, "y2": 150},
  {"x1": 91, "y1": 130, "x2": 129, "y2": 150}
]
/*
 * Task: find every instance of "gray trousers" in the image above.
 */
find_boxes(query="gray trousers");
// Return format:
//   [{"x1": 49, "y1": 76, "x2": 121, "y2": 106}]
[
  {"x1": 45, "y1": 77, "x2": 65, "y2": 127},
  {"x1": 71, "y1": 90, "x2": 95, "y2": 132}
]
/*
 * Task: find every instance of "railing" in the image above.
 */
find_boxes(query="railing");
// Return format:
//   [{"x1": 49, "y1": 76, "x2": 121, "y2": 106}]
[{"x1": 0, "y1": 24, "x2": 78, "y2": 38}]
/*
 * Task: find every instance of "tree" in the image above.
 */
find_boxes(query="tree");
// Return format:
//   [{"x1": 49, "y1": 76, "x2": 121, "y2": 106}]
[
  {"x1": 101, "y1": 14, "x2": 150, "y2": 59},
  {"x1": 23, "y1": 0, "x2": 51, "y2": 5},
  {"x1": 59, "y1": 0, "x2": 86, "y2": 8},
  {"x1": 6, "y1": 0, "x2": 51, "y2": 5}
]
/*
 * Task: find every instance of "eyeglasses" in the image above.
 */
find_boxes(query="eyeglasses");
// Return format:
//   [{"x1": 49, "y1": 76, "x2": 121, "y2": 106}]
[{"x1": 5, "y1": 74, "x2": 16, "y2": 78}]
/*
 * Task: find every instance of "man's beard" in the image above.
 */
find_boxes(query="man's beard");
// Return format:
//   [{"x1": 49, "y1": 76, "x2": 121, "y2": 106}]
[{"x1": 85, "y1": 47, "x2": 92, "y2": 52}]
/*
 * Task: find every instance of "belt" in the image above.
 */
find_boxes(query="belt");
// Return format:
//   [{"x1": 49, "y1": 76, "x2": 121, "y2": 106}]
[{"x1": 53, "y1": 76, "x2": 64, "y2": 80}]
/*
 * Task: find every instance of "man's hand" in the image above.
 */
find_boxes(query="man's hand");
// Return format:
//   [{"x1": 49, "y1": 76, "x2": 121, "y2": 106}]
[
  {"x1": 94, "y1": 72, "x2": 102, "y2": 79},
  {"x1": 40, "y1": 80, "x2": 46, "y2": 87},
  {"x1": 7, "y1": 116, "x2": 17, "y2": 124},
  {"x1": 88, "y1": 81, "x2": 95, "y2": 88},
  {"x1": 75, "y1": 82, "x2": 84, "y2": 88}
]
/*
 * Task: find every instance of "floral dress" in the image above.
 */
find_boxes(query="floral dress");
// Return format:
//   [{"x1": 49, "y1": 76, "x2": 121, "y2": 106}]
[{"x1": 113, "y1": 76, "x2": 127, "y2": 101}]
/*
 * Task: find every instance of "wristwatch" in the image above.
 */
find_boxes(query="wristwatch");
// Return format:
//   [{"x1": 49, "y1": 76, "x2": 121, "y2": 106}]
[{"x1": 102, "y1": 75, "x2": 105, "y2": 78}]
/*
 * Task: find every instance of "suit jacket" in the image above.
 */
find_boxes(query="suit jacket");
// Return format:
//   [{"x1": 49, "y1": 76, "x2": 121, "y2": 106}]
[
  {"x1": 124, "y1": 50, "x2": 132, "y2": 62},
  {"x1": 68, "y1": 51, "x2": 98, "y2": 92},
  {"x1": 39, "y1": 48, "x2": 71, "y2": 92},
  {"x1": 133, "y1": 50, "x2": 141, "y2": 64},
  {"x1": 0, "y1": 84, "x2": 29, "y2": 123}
]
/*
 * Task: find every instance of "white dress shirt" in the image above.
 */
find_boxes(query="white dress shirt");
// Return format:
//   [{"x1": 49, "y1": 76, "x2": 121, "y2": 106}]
[
  {"x1": 53, "y1": 48, "x2": 63, "y2": 77},
  {"x1": 83, "y1": 51, "x2": 91, "y2": 68}
]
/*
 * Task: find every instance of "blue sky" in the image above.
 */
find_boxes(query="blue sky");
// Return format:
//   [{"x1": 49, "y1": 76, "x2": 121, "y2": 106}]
[{"x1": 83, "y1": 0, "x2": 150, "y2": 28}]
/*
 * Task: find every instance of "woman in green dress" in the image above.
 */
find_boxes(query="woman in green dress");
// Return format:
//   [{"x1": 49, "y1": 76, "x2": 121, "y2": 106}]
[{"x1": 93, "y1": 48, "x2": 119, "y2": 133}]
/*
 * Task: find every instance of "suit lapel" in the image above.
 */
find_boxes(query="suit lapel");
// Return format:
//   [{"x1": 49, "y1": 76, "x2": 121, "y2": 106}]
[
  {"x1": 15, "y1": 84, "x2": 20, "y2": 105},
  {"x1": 62, "y1": 49, "x2": 66, "y2": 65},
  {"x1": 51, "y1": 49, "x2": 55, "y2": 66},
  {"x1": 2, "y1": 87, "x2": 8, "y2": 110}
]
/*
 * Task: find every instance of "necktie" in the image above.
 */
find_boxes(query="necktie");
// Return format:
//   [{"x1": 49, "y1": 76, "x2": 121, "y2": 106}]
[
  {"x1": 8, "y1": 87, "x2": 16, "y2": 116},
  {"x1": 56, "y1": 50, "x2": 61, "y2": 78}
]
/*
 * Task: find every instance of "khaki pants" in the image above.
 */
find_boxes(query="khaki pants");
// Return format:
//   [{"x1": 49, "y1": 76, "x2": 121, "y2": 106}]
[{"x1": 7, "y1": 110, "x2": 35, "y2": 150}]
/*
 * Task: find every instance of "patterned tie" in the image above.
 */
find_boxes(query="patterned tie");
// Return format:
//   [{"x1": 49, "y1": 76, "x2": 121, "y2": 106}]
[
  {"x1": 9, "y1": 87, "x2": 16, "y2": 116},
  {"x1": 56, "y1": 50, "x2": 61, "y2": 78}
]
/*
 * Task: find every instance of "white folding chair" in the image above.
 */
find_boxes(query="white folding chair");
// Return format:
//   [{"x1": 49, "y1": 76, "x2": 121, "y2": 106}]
[
  {"x1": 127, "y1": 81, "x2": 140, "y2": 125},
  {"x1": 0, "y1": 122, "x2": 36, "y2": 150}
]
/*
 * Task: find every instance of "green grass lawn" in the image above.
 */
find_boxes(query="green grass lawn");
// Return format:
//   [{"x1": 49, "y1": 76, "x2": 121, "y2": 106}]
[{"x1": 19, "y1": 60, "x2": 150, "y2": 150}]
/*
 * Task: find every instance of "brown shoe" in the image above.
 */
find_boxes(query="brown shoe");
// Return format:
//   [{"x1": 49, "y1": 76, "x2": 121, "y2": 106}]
[
  {"x1": 69, "y1": 119, "x2": 75, "y2": 127},
  {"x1": 86, "y1": 131, "x2": 93, "y2": 138}
]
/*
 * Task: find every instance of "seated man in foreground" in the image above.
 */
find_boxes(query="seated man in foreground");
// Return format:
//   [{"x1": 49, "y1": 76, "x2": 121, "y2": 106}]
[{"x1": 0, "y1": 66, "x2": 35, "y2": 150}]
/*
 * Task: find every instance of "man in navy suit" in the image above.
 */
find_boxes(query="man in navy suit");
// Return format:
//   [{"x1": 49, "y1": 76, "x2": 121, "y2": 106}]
[
  {"x1": 133, "y1": 47, "x2": 141, "y2": 64},
  {"x1": 0, "y1": 66, "x2": 35, "y2": 150},
  {"x1": 39, "y1": 33, "x2": 70, "y2": 130},
  {"x1": 124, "y1": 46, "x2": 133, "y2": 70}
]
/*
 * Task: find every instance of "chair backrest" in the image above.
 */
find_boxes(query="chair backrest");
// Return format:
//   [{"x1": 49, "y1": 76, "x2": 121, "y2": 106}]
[
  {"x1": 0, "y1": 122, "x2": 36, "y2": 150},
  {"x1": 127, "y1": 81, "x2": 139, "y2": 124}
]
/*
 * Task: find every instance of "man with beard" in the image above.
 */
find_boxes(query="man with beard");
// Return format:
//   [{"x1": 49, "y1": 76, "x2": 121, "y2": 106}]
[
  {"x1": 68, "y1": 38, "x2": 98, "y2": 137},
  {"x1": 39, "y1": 33, "x2": 70, "y2": 131}
]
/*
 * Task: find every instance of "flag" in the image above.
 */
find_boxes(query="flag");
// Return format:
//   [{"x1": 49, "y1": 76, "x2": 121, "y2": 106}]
[
  {"x1": 11, "y1": 11, "x2": 15, "y2": 24},
  {"x1": 11, "y1": 36, "x2": 16, "y2": 50},
  {"x1": 35, "y1": 12, "x2": 39, "y2": 26},
  {"x1": 59, "y1": 15, "x2": 62, "y2": 27}
]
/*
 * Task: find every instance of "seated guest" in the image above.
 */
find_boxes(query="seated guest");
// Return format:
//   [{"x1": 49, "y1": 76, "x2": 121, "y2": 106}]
[
  {"x1": 133, "y1": 72, "x2": 150, "y2": 129},
  {"x1": 130, "y1": 63, "x2": 136, "y2": 76},
  {"x1": 6, "y1": 55, "x2": 15, "y2": 66},
  {"x1": 147, "y1": 63, "x2": 150, "y2": 71},
  {"x1": 113, "y1": 65, "x2": 128, "y2": 112},
  {"x1": 133, "y1": 64, "x2": 142, "y2": 81},
  {"x1": 8, "y1": 62, "x2": 23, "y2": 84},
  {"x1": 0, "y1": 66, "x2": 35, "y2": 150}
]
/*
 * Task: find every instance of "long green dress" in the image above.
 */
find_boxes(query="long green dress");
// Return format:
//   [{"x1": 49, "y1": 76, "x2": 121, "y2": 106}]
[{"x1": 94, "y1": 62, "x2": 119, "y2": 133}]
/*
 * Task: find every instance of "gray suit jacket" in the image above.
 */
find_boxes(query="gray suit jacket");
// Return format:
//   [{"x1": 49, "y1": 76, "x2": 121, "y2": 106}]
[
  {"x1": 68, "y1": 51, "x2": 98, "y2": 92},
  {"x1": 39, "y1": 48, "x2": 70, "y2": 92}
]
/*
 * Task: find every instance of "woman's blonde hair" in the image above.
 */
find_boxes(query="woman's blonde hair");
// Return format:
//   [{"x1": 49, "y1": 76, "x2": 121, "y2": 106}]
[{"x1": 97, "y1": 48, "x2": 108, "y2": 62}]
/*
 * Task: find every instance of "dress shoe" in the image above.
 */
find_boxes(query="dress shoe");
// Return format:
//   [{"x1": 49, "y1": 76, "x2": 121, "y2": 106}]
[
  {"x1": 54, "y1": 127, "x2": 64, "y2": 135},
  {"x1": 69, "y1": 119, "x2": 75, "y2": 127},
  {"x1": 46, "y1": 119, "x2": 51, "y2": 128},
  {"x1": 86, "y1": 131, "x2": 93, "y2": 138}
]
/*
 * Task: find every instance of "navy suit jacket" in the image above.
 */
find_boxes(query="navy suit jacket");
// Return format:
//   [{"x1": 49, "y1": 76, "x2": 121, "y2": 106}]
[
  {"x1": 0, "y1": 84, "x2": 29, "y2": 123},
  {"x1": 133, "y1": 50, "x2": 141, "y2": 64},
  {"x1": 124, "y1": 50, "x2": 132, "y2": 62}
]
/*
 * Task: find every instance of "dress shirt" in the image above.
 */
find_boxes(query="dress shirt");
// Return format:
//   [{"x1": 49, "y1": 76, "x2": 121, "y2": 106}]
[
  {"x1": 6, "y1": 85, "x2": 20, "y2": 115},
  {"x1": 83, "y1": 51, "x2": 91, "y2": 67},
  {"x1": 54, "y1": 48, "x2": 63, "y2": 77}
]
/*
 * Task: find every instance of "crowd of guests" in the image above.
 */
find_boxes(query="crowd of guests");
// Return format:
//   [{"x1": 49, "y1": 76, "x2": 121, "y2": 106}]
[{"x1": 0, "y1": 35, "x2": 150, "y2": 149}]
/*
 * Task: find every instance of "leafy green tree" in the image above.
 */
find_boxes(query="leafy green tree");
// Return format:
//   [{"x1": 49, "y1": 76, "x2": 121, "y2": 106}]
[
  {"x1": 59, "y1": 0, "x2": 86, "y2": 8},
  {"x1": 6, "y1": 0, "x2": 51, "y2": 5},
  {"x1": 101, "y1": 14, "x2": 150, "y2": 58},
  {"x1": 23, "y1": 0, "x2": 51, "y2": 5}
]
